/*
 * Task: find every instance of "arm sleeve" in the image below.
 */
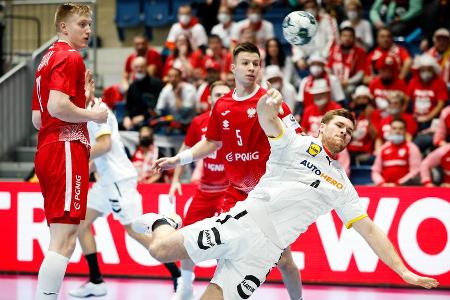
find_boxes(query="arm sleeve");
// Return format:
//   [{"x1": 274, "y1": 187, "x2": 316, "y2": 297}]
[
  {"x1": 268, "y1": 126, "x2": 295, "y2": 150},
  {"x1": 398, "y1": 143, "x2": 422, "y2": 184},
  {"x1": 420, "y1": 145, "x2": 449, "y2": 184},
  {"x1": 48, "y1": 54, "x2": 81, "y2": 98},
  {"x1": 205, "y1": 103, "x2": 222, "y2": 142},
  {"x1": 371, "y1": 150, "x2": 385, "y2": 185},
  {"x1": 369, "y1": 0, "x2": 384, "y2": 24},
  {"x1": 194, "y1": 25, "x2": 208, "y2": 48},
  {"x1": 335, "y1": 181, "x2": 368, "y2": 229},
  {"x1": 184, "y1": 118, "x2": 199, "y2": 147},
  {"x1": 400, "y1": 0, "x2": 423, "y2": 21},
  {"x1": 433, "y1": 108, "x2": 449, "y2": 145}
]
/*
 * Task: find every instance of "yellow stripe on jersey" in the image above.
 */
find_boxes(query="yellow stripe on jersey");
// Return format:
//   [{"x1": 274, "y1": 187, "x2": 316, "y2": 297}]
[
  {"x1": 268, "y1": 126, "x2": 285, "y2": 141},
  {"x1": 95, "y1": 130, "x2": 112, "y2": 140},
  {"x1": 345, "y1": 214, "x2": 368, "y2": 229}
]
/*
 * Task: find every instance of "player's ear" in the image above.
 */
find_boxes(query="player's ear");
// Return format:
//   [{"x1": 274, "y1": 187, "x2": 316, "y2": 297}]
[
  {"x1": 319, "y1": 122, "x2": 326, "y2": 135},
  {"x1": 231, "y1": 64, "x2": 235, "y2": 74},
  {"x1": 59, "y1": 21, "x2": 68, "y2": 35}
]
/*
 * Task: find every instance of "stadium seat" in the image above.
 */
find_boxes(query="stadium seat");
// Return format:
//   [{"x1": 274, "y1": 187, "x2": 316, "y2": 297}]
[
  {"x1": 115, "y1": 0, "x2": 143, "y2": 41},
  {"x1": 143, "y1": 0, "x2": 175, "y2": 27},
  {"x1": 350, "y1": 165, "x2": 373, "y2": 185}
]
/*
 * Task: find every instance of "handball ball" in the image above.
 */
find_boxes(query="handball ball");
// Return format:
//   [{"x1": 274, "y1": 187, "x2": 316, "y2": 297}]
[{"x1": 282, "y1": 11, "x2": 318, "y2": 46}]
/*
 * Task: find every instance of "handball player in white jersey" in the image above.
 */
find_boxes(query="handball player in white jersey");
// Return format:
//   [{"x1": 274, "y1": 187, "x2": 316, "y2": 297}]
[
  {"x1": 132, "y1": 104, "x2": 439, "y2": 299},
  {"x1": 69, "y1": 101, "x2": 180, "y2": 297}
]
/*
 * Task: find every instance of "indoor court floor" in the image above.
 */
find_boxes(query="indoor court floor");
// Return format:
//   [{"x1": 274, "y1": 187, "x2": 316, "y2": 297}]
[{"x1": 0, "y1": 274, "x2": 449, "y2": 300}]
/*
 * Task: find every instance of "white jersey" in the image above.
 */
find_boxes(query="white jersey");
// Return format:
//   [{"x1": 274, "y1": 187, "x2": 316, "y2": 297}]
[
  {"x1": 245, "y1": 127, "x2": 367, "y2": 249},
  {"x1": 87, "y1": 105, "x2": 137, "y2": 185}
]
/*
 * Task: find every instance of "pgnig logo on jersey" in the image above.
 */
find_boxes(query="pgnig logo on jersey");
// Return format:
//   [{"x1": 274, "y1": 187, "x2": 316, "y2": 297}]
[
  {"x1": 237, "y1": 275, "x2": 261, "y2": 299},
  {"x1": 225, "y1": 151, "x2": 259, "y2": 162},
  {"x1": 307, "y1": 142, "x2": 322, "y2": 157},
  {"x1": 73, "y1": 175, "x2": 82, "y2": 210}
]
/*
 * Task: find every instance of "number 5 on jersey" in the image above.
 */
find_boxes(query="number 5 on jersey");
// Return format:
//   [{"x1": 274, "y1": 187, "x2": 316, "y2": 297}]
[{"x1": 236, "y1": 129, "x2": 243, "y2": 146}]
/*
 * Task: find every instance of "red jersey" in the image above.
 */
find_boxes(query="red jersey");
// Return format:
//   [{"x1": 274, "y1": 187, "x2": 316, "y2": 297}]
[
  {"x1": 202, "y1": 49, "x2": 232, "y2": 74},
  {"x1": 379, "y1": 142, "x2": 412, "y2": 183},
  {"x1": 205, "y1": 86, "x2": 301, "y2": 194},
  {"x1": 32, "y1": 41, "x2": 89, "y2": 150},
  {"x1": 348, "y1": 113, "x2": 375, "y2": 153},
  {"x1": 327, "y1": 43, "x2": 366, "y2": 81},
  {"x1": 185, "y1": 111, "x2": 228, "y2": 192},
  {"x1": 377, "y1": 113, "x2": 418, "y2": 140},
  {"x1": 366, "y1": 45, "x2": 410, "y2": 76},
  {"x1": 369, "y1": 77, "x2": 407, "y2": 106},
  {"x1": 162, "y1": 50, "x2": 205, "y2": 78},
  {"x1": 406, "y1": 75, "x2": 448, "y2": 116},
  {"x1": 301, "y1": 101, "x2": 342, "y2": 136},
  {"x1": 125, "y1": 48, "x2": 163, "y2": 78}
]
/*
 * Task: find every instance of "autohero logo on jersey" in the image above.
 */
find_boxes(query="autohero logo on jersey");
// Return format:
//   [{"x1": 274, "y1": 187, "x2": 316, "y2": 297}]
[
  {"x1": 307, "y1": 142, "x2": 322, "y2": 157},
  {"x1": 237, "y1": 275, "x2": 261, "y2": 299},
  {"x1": 226, "y1": 151, "x2": 260, "y2": 162},
  {"x1": 197, "y1": 227, "x2": 222, "y2": 250},
  {"x1": 300, "y1": 160, "x2": 344, "y2": 190}
]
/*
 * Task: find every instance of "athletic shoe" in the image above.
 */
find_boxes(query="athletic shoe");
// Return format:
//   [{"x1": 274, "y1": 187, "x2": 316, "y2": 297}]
[
  {"x1": 171, "y1": 277, "x2": 194, "y2": 300},
  {"x1": 132, "y1": 212, "x2": 182, "y2": 235},
  {"x1": 68, "y1": 281, "x2": 107, "y2": 298}
]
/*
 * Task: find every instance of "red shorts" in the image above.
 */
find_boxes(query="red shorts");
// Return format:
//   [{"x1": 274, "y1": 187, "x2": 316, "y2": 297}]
[
  {"x1": 35, "y1": 141, "x2": 89, "y2": 225},
  {"x1": 221, "y1": 185, "x2": 248, "y2": 213},
  {"x1": 183, "y1": 189, "x2": 224, "y2": 226}
]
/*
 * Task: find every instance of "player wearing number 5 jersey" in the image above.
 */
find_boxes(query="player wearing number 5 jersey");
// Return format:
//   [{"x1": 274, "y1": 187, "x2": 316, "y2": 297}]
[
  {"x1": 31, "y1": 4, "x2": 108, "y2": 299},
  {"x1": 153, "y1": 42, "x2": 303, "y2": 300}
]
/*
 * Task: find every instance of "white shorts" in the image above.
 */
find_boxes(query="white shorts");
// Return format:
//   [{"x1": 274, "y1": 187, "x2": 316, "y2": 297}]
[
  {"x1": 180, "y1": 201, "x2": 283, "y2": 300},
  {"x1": 87, "y1": 178, "x2": 142, "y2": 225}
]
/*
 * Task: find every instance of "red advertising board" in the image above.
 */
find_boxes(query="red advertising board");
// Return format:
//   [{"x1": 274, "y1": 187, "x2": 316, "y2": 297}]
[{"x1": 0, "y1": 182, "x2": 449, "y2": 287}]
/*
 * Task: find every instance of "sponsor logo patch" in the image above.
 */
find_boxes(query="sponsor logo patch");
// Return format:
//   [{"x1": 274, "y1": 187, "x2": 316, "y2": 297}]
[{"x1": 307, "y1": 142, "x2": 322, "y2": 157}]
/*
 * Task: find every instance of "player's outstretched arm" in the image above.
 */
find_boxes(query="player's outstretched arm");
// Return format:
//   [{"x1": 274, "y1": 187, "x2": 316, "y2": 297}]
[
  {"x1": 352, "y1": 217, "x2": 439, "y2": 289},
  {"x1": 153, "y1": 139, "x2": 222, "y2": 172},
  {"x1": 257, "y1": 82, "x2": 285, "y2": 138}
]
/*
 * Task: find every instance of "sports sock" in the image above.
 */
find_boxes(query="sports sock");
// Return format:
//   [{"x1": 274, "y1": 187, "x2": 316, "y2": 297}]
[
  {"x1": 85, "y1": 253, "x2": 104, "y2": 284},
  {"x1": 35, "y1": 251, "x2": 69, "y2": 300},
  {"x1": 181, "y1": 269, "x2": 194, "y2": 288}
]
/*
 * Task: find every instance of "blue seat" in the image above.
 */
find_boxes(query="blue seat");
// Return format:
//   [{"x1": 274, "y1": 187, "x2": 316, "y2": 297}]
[
  {"x1": 143, "y1": 0, "x2": 175, "y2": 27},
  {"x1": 350, "y1": 165, "x2": 373, "y2": 185},
  {"x1": 115, "y1": 0, "x2": 143, "y2": 41}
]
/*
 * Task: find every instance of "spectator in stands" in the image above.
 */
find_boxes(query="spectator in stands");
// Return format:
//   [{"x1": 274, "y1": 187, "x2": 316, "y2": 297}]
[
  {"x1": 132, "y1": 126, "x2": 161, "y2": 183},
  {"x1": 408, "y1": 54, "x2": 448, "y2": 152},
  {"x1": 231, "y1": 2, "x2": 274, "y2": 49},
  {"x1": 166, "y1": 4, "x2": 208, "y2": 51},
  {"x1": 155, "y1": 68, "x2": 196, "y2": 135},
  {"x1": 365, "y1": 27, "x2": 412, "y2": 83},
  {"x1": 421, "y1": 2, "x2": 450, "y2": 47},
  {"x1": 347, "y1": 85, "x2": 377, "y2": 164},
  {"x1": 264, "y1": 65, "x2": 297, "y2": 111},
  {"x1": 123, "y1": 57, "x2": 163, "y2": 131},
  {"x1": 296, "y1": 53, "x2": 345, "y2": 118},
  {"x1": 369, "y1": 0, "x2": 422, "y2": 37},
  {"x1": 264, "y1": 38, "x2": 299, "y2": 87},
  {"x1": 203, "y1": 34, "x2": 232, "y2": 81},
  {"x1": 369, "y1": 55, "x2": 407, "y2": 113},
  {"x1": 292, "y1": 0, "x2": 339, "y2": 73},
  {"x1": 195, "y1": 68, "x2": 221, "y2": 113},
  {"x1": 427, "y1": 28, "x2": 450, "y2": 89},
  {"x1": 340, "y1": 0, "x2": 373, "y2": 50},
  {"x1": 372, "y1": 118, "x2": 422, "y2": 186},
  {"x1": 327, "y1": 26, "x2": 366, "y2": 98},
  {"x1": 211, "y1": 5, "x2": 236, "y2": 49},
  {"x1": 122, "y1": 35, "x2": 163, "y2": 91},
  {"x1": 163, "y1": 34, "x2": 205, "y2": 81},
  {"x1": 224, "y1": 71, "x2": 236, "y2": 89},
  {"x1": 420, "y1": 143, "x2": 450, "y2": 187},
  {"x1": 434, "y1": 105, "x2": 450, "y2": 147},
  {"x1": 374, "y1": 91, "x2": 417, "y2": 152}
]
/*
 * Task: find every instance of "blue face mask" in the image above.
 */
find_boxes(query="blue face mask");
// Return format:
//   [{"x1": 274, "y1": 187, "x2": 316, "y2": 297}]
[{"x1": 388, "y1": 133, "x2": 405, "y2": 144}]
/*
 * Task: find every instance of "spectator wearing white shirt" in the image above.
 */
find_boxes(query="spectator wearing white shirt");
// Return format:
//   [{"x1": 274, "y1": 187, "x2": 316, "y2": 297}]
[
  {"x1": 211, "y1": 5, "x2": 236, "y2": 49},
  {"x1": 340, "y1": 0, "x2": 374, "y2": 50},
  {"x1": 264, "y1": 65, "x2": 297, "y2": 111}
]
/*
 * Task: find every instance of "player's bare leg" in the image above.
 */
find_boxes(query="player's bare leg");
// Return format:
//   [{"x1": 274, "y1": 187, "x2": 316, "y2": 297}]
[
  {"x1": 36, "y1": 223, "x2": 78, "y2": 300},
  {"x1": 199, "y1": 283, "x2": 224, "y2": 300},
  {"x1": 277, "y1": 247, "x2": 303, "y2": 300}
]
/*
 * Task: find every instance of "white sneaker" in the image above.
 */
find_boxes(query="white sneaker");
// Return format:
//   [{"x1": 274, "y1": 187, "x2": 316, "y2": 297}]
[
  {"x1": 132, "y1": 212, "x2": 182, "y2": 234},
  {"x1": 171, "y1": 277, "x2": 194, "y2": 300},
  {"x1": 69, "y1": 281, "x2": 107, "y2": 298}
]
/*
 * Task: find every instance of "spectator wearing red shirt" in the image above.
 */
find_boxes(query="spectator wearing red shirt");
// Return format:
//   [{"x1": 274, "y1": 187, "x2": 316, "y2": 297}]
[
  {"x1": 433, "y1": 105, "x2": 450, "y2": 147},
  {"x1": 369, "y1": 55, "x2": 407, "y2": 113},
  {"x1": 202, "y1": 34, "x2": 232, "y2": 80},
  {"x1": 347, "y1": 85, "x2": 378, "y2": 163},
  {"x1": 327, "y1": 26, "x2": 366, "y2": 97},
  {"x1": 420, "y1": 143, "x2": 450, "y2": 187},
  {"x1": 131, "y1": 127, "x2": 161, "y2": 183},
  {"x1": 365, "y1": 27, "x2": 412, "y2": 83},
  {"x1": 427, "y1": 28, "x2": 450, "y2": 88},
  {"x1": 408, "y1": 54, "x2": 448, "y2": 152},
  {"x1": 372, "y1": 118, "x2": 422, "y2": 186},
  {"x1": 123, "y1": 35, "x2": 163, "y2": 90},
  {"x1": 375, "y1": 91, "x2": 417, "y2": 153}
]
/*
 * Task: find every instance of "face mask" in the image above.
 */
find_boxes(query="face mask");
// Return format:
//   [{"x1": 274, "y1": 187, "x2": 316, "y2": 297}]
[
  {"x1": 310, "y1": 65, "x2": 323, "y2": 77},
  {"x1": 354, "y1": 103, "x2": 367, "y2": 113},
  {"x1": 347, "y1": 10, "x2": 358, "y2": 20},
  {"x1": 314, "y1": 98, "x2": 328, "y2": 107},
  {"x1": 249, "y1": 14, "x2": 261, "y2": 23},
  {"x1": 375, "y1": 97, "x2": 389, "y2": 110},
  {"x1": 178, "y1": 14, "x2": 191, "y2": 25},
  {"x1": 218, "y1": 13, "x2": 231, "y2": 24},
  {"x1": 420, "y1": 71, "x2": 434, "y2": 82},
  {"x1": 134, "y1": 72, "x2": 146, "y2": 80},
  {"x1": 387, "y1": 133, "x2": 405, "y2": 145},
  {"x1": 387, "y1": 107, "x2": 401, "y2": 115},
  {"x1": 139, "y1": 136, "x2": 153, "y2": 147}
]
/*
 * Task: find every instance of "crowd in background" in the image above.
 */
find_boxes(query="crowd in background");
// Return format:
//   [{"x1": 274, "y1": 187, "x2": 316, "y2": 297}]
[{"x1": 101, "y1": 0, "x2": 450, "y2": 187}]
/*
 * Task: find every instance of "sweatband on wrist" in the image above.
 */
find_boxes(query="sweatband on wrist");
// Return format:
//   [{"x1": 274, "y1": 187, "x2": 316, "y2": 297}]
[{"x1": 178, "y1": 149, "x2": 194, "y2": 165}]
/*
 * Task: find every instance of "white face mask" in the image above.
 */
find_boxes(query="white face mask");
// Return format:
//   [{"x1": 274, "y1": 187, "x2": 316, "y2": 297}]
[
  {"x1": 347, "y1": 10, "x2": 358, "y2": 20},
  {"x1": 420, "y1": 70, "x2": 434, "y2": 82},
  {"x1": 310, "y1": 65, "x2": 323, "y2": 77},
  {"x1": 178, "y1": 14, "x2": 191, "y2": 25},
  {"x1": 314, "y1": 98, "x2": 328, "y2": 107},
  {"x1": 388, "y1": 133, "x2": 405, "y2": 144},
  {"x1": 249, "y1": 13, "x2": 261, "y2": 23},
  {"x1": 218, "y1": 13, "x2": 231, "y2": 24},
  {"x1": 375, "y1": 97, "x2": 389, "y2": 110},
  {"x1": 387, "y1": 107, "x2": 401, "y2": 115},
  {"x1": 134, "y1": 72, "x2": 146, "y2": 80}
]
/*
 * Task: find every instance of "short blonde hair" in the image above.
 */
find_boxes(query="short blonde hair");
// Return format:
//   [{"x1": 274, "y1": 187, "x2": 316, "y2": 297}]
[{"x1": 54, "y1": 3, "x2": 92, "y2": 32}]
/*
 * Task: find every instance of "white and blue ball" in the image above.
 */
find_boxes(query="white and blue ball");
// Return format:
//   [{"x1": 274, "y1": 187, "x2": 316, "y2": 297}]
[{"x1": 282, "y1": 11, "x2": 318, "y2": 46}]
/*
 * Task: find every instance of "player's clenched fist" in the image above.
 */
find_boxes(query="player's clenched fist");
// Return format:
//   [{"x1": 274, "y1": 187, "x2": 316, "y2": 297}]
[{"x1": 91, "y1": 99, "x2": 108, "y2": 123}]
